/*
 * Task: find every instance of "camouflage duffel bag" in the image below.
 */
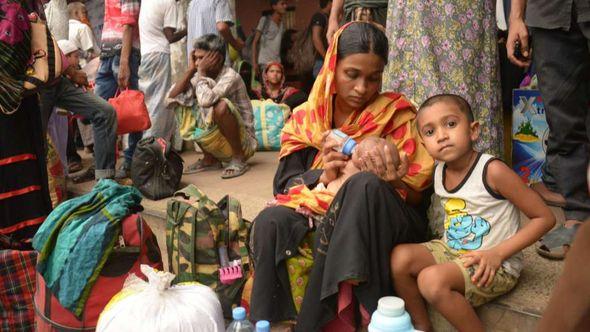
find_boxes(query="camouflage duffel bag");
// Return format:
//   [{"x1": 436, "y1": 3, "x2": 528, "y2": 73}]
[{"x1": 166, "y1": 185, "x2": 251, "y2": 317}]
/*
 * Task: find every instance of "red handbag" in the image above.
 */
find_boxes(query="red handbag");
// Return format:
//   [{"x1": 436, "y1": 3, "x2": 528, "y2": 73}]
[{"x1": 108, "y1": 89, "x2": 151, "y2": 135}]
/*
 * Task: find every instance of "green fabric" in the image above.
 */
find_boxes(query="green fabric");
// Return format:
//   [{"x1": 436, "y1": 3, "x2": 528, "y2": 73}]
[{"x1": 32, "y1": 180, "x2": 142, "y2": 317}]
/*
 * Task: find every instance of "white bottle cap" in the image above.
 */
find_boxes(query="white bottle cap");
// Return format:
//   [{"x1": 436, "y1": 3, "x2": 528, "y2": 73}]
[{"x1": 377, "y1": 296, "x2": 405, "y2": 317}]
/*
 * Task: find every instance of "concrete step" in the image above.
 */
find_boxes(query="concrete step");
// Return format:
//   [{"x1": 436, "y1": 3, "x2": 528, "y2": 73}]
[{"x1": 67, "y1": 151, "x2": 564, "y2": 331}]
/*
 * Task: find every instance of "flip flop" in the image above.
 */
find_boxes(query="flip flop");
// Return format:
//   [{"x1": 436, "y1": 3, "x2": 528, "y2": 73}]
[
  {"x1": 536, "y1": 223, "x2": 581, "y2": 260},
  {"x1": 221, "y1": 160, "x2": 249, "y2": 179},
  {"x1": 183, "y1": 159, "x2": 222, "y2": 175}
]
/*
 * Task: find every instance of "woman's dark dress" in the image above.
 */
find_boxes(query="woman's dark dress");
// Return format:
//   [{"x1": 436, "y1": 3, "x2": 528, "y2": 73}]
[{"x1": 249, "y1": 147, "x2": 429, "y2": 330}]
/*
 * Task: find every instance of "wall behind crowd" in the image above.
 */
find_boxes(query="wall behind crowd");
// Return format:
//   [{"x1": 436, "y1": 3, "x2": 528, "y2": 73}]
[{"x1": 237, "y1": 0, "x2": 318, "y2": 36}]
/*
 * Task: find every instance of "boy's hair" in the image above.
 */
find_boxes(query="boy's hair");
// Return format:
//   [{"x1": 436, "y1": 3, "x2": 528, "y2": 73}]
[
  {"x1": 193, "y1": 34, "x2": 226, "y2": 57},
  {"x1": 67, "y1": 2, "x2": 85, "y2": 19},
  {"x1": 319, "y1": 0, "x2": 331, "y2": 9},
  {"x1": 419, "y1": 94, "x2": 474, "y2": 122},
  {"x1": 270, "y1": 0, "x2": 281, "y2": 6}
]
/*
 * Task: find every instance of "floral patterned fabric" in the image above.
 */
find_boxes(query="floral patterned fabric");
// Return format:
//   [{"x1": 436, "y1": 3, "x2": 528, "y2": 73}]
[{"x1": 383, "y1": 0, "x2": 503, "y2": 156}]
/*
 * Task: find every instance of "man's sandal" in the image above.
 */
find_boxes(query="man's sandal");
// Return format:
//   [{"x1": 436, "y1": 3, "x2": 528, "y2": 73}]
[
  {"x1": 536, "y1": 223, "x2": 581, "y2": 260},
  {"x1": 221, "y1": 160, "x2": 249, "y2": 179},
  {"x1": 183, "y1": 159, "x2": 222, "y2": 175}
]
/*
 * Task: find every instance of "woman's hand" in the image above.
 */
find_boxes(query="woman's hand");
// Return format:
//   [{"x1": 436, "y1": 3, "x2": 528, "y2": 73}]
[
  {"x1": 462, "y1": 250, "x2": 503, "y2": 288},
  {"x1": 360, "y1": 144, "x2": 408, "y2": 187},
  {"x1": 319, "y1": 131, "x2": 349, "y2": 184}
]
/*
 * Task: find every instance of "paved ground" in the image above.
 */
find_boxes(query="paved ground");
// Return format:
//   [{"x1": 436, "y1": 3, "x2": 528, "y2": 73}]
[{"x1": 68, "y1": 150, "x2": 565, "y2": 331}]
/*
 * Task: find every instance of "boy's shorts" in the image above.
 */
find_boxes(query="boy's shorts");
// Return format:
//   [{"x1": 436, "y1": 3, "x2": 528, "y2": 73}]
[
  {"x1": 175, "y1": 98, "x2": 256, "y2": 162},
  {"x1": 422, "y1": 240, "x2": 518, "y2": 307}
]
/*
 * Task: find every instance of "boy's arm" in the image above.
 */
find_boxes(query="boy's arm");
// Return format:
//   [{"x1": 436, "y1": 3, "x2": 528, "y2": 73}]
[
  {"x1": 463, "y1": 160, "x2": 555, "y2": 286},
  {"x1": 168, "y1": 66, "x2": 197, "y2": 99}
]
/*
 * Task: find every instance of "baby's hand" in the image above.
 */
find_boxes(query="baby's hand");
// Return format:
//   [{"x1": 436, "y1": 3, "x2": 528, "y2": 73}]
[{"x1": 461, "y1": 250, "x2": 502, "y2": 288}]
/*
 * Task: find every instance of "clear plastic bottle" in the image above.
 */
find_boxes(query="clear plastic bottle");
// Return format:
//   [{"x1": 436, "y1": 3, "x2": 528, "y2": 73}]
[
  {"x1": 368, "y1": 297, "x2": 415, "y2": 332},
  {"x1": 255, "y1": 320, "x2": 270, "y2": 332},
  {"x1": 328, "y1": 129, "x2": 357, "y2": 156},
  {"x1": 226, "y1": 307, "x2": 255, "y2": 332}
]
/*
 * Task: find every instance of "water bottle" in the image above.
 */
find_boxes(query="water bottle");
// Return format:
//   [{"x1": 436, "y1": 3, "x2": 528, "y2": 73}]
[
  {"x1": 329, "y1": 129, "x2": 357, "y2": 156},
  {"x1": 226, "y1": 307, "x2": 255, "y2": 332},
  {"x1": 255, "y1": 320, "x2": 270, "y2": 332},
  {"x1": 368, "y1": 297, "x2": 415, "y2": 332}
]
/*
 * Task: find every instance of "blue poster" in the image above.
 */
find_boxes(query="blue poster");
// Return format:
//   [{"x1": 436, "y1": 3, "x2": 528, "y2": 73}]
[{"x1": 512, "y1": 89, "x2": 549, "y2": 184}]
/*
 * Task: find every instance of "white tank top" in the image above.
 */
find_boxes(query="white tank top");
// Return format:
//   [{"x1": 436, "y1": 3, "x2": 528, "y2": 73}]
[{"x1": 434, "y1": 153, "x2": 523, "y2": 276}]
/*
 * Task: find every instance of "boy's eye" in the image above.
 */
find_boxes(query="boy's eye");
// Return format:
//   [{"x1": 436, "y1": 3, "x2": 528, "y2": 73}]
[
  {"x1": 447, "y1": 120, "x2": 457, "y2": 128},
  {"x1": 424, "y1": 129, "x2": 434, "y2": 137}
]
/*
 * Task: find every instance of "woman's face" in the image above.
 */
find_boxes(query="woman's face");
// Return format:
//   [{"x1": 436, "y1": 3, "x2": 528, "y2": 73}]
[
  {"x1": 266, "y1": 65, "x2": 283, "y2": 85},
  {"x1": 334, "y1": 53, "x2": 384, "y2": 112}
]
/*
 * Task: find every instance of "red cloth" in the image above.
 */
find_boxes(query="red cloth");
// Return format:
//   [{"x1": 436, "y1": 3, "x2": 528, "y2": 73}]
[
  {"x1": 0, "y1": 250, "x2": 37, "y2": 331},
  {"x1": 101, "y1": 0, "x2": 140, "y2": 51},
  {"x1": 323, "y1": 282, "x2": 371, "y2": 332}
]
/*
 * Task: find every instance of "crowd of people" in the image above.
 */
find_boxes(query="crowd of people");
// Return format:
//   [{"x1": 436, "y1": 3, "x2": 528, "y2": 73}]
[{"x1": 1, "y1": 0, "x2": 589, "y2": 331}]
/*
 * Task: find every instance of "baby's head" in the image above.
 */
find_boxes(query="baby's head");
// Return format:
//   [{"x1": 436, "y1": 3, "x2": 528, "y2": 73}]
[
  {"x1": 416, "y1": 94, "x2": 479, "y2": 162},
  {"x1": 352, "y1": 136, "x2": 397, "y2": 169}
]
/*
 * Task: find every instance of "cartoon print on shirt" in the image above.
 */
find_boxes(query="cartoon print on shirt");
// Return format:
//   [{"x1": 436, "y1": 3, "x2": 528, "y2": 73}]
[{"x1": 443, "y1": 198, "x2": 491, "y2": 251}]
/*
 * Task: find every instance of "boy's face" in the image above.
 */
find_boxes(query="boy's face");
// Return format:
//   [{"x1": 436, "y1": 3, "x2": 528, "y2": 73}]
[
  {"x1": 75, "y1": 8, "x2": 88, "y2": 22},
  {"x1": 272, "y1": 0, "x2": 288, "y2": 15},
  {"x1": 66, "y1": 50, "x2": 80, "y2": 68},
  {"x1": 417, "y1": 102, "x2": 479, "y2": 162}
]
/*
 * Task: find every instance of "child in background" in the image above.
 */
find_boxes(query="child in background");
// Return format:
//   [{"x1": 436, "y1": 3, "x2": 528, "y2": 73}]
[{"x1": 390, "y1": 94, "x2": 555, "y2": 332}]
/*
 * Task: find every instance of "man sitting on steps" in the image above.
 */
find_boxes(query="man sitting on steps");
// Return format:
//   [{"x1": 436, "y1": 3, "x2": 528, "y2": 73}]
[{"x1": 167, "y1": 34, "x2": 257, "y2": 179}]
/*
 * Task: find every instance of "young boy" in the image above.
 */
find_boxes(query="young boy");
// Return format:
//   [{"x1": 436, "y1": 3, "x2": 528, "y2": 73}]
[{"x1": 390, "y1": 94, "x2": 555, "y2": 332}]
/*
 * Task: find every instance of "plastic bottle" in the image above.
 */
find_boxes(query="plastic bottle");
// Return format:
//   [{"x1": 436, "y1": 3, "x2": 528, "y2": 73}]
[
  {"x1": 226, "y1": 307, "x2": 255, "y2": 332},
  {"x1": 368, "y1": 297, "x2": 415, "y2": 332},
  {"x1": 255, "y1": 320, "x2": 270, "y2": 332},
  {"x1": 329, "y1": 129, "x2": 357, "y2": 156}
]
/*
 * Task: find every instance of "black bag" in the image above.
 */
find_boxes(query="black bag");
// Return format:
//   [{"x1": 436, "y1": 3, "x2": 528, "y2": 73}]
[
  {"x1": 131, "y1": 137, "x2": 183, "y2": 200},
  {"x1": 288, "y1": 25, "x2": 316, "y2": 75}
]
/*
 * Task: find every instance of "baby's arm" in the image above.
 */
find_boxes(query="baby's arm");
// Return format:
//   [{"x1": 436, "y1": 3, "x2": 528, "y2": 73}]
[{"x1": 463, "y1": 160, "x2": 555, "y2": 287}]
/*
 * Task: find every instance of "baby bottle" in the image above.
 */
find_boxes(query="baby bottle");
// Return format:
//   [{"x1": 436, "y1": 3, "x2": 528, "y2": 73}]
[
  {"x1": 368, "y1": 297, "x2": 415, "y2": 332},
  {"x1": 329, "y1": 129, "x2": 357, "y2": 156}
]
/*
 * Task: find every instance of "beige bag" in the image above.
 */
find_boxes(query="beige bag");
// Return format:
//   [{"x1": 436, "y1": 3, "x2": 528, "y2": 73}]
[{"x1": 24, "y1": 14, "x2": 64, "y2": 90}]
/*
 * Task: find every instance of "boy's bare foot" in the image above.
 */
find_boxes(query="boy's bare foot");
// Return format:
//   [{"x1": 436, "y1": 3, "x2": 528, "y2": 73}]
[{"x1": 531, "y1": 182, "x2": 566, "y2": 207}]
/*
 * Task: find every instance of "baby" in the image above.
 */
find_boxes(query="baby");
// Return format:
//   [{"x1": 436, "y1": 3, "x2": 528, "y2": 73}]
[{"x1": 272, "y1": 137, "x2": 399, "y2": 218}]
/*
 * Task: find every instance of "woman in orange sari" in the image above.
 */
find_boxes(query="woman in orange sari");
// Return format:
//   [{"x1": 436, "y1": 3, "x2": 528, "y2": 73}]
[{"x1": 249, "y1": 22, "x2": 434, "y2": 331}]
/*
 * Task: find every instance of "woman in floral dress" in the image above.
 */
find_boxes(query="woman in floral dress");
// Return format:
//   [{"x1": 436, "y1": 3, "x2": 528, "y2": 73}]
[{"x1": 383, "y1": 0, "x2": 503, "y2": 156}]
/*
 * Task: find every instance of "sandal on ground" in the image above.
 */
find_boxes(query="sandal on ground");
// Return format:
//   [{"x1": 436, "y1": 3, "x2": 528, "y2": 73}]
[
  {"x1": 536, "y1": 223, "x2": 581, "y2": 260},
  {"x1": 221, "y1": 160, "x2": 249, "y2": 179},
  {"x1": 68, "y1": 161, "x2": 83, "y2": 173},
  {"x1": 71, "y1": 167, "x2": 95, "y2": 184},
  {"x1": 183, "y1": 159, "x2": 222, "y2": 175}
]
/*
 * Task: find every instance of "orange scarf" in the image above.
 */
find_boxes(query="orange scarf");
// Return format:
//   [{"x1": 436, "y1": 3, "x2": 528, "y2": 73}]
[{"x1": 279, "y1": 23, "x2": 434, "y2": 192}]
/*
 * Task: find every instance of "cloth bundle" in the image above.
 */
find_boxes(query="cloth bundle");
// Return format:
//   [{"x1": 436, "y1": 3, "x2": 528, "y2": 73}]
[{"x1": 32, "y1": 180, "x2": 142, "y2": 317}]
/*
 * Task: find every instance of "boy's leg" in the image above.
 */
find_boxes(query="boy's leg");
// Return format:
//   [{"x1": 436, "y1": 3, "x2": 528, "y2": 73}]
[
  {"x1": 212, "y1": 100, "x2": 246, "y2": 162},
  {"x1": 417, "y1": 263, "x2": 484, "y2": 332},
  {"x1": 53, "y1": 78, "x2": 118, "y2": 179},
  {"x1": 390, "y1": 243, "x2": 437, "y2": 331}
]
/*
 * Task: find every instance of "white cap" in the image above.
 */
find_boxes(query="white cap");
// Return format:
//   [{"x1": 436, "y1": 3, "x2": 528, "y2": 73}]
[
  {"x1": 57, "y1": 40, "x2": 78, "y2": 55},
  {"x1": 377, "y1": 296, "x2": 405, "y2": 317}
]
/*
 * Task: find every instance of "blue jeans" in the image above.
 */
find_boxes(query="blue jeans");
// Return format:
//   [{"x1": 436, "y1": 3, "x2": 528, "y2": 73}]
[
  {"x1": 95, "y1": 51, "x2": 143, "y2": 166},
  {"x1": 40, "y1": 78, "x2": 117, "y2": 179}
]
